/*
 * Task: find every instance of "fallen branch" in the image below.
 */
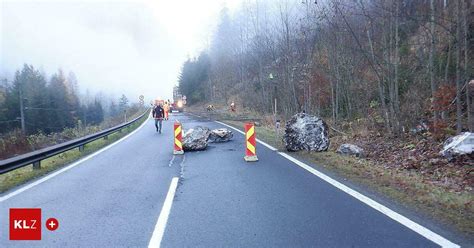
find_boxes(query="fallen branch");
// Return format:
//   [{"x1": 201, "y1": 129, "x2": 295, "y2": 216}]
[{"x1": 328, "y1": 124, "x2": 347, "y2": 136}]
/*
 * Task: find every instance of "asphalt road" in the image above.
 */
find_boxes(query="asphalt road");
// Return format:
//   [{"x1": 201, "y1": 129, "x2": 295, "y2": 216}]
[{"x1": 0, "y1": 113, "x2": 459, "y2": 247}]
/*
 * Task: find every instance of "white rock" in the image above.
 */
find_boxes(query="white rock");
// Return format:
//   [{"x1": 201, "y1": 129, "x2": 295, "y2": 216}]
[
  {"x1": 337, "y1": 144, "x2": 365, "y2": 158},
  {"x1": 283, "y1": 113, "x2": 330, "y2": 152},
  {"x1": 208, "y1": 128, "x2": 233, "y2": 143},
  {"x1": 182, "y1": 126, "x2": 210, "y2": 151},
  {"x1": 440, "y1": 132, "x2": 474, "y2": 158}
]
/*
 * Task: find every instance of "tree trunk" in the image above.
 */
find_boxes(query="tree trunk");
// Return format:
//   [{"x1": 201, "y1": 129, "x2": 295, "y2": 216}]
[
  {"x1": 429, "y1": 0, "x2": 438, "y2": 130},
  {"x1": 444, "y1": 37, "x2": 451, "y2": 84},
  {"x1": 329, "y1": 49, "x2": 337, "y2": 123},
  {"x1": 393, "y1": 0, "x2": 401, "y2": 133},
  {"x1": 464, "y1": 0, "x2": 472, "y2": 131},
  {"x1": 455, "y1": 0, "x2": 462, "y2": 133},
  {"x1": 367, "y1": 29, "x2": 390, "y2": 132}
]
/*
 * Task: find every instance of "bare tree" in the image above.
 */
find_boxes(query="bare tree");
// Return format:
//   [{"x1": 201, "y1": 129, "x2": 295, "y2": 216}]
[
  {"x1": 180, "y1": 0, "x2": 471, "y2": 136},
  {"x1": 455, "y1": 0, "x2": 462, "y2": 133},
  {"x1": 429, "y1": 0, "x2": 438, "y2": 129}
]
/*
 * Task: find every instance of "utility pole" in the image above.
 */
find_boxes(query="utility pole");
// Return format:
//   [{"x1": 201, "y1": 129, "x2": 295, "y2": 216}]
[
  {"x1": 19, "y1": 82, "x2": 26, "y2": 134},
  {"x1": 269, "y1": 73, "x2": 280, "y2": 147}
]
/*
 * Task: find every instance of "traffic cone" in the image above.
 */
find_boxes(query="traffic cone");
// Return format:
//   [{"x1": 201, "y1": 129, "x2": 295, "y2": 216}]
[
  {"x1": 244, "y1": 122, "x2": 258, "y2": 162},
  {"x1": 174, "y1": 121, "x2": 184, "y2": 155}
]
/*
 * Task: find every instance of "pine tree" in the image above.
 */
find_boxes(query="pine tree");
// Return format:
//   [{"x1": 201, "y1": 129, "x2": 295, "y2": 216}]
[
  {"x1": 109, "y1": 100, "x2": 118, "y2": 117},
  {"x1": 119, "y1": 94, "x2": 129, "y2": 113},
  {"x1": 47, "y1": 69, "x2": 76, "y2": 132}
]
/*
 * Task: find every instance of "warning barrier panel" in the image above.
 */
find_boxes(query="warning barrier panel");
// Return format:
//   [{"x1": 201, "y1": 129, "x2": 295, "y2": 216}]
[
  {"x1": 174, "y1": 121, "x2": 184, "y2": 155},
  {"x1": 244, "y1": 122, "x2": 258, "y2": 162}
]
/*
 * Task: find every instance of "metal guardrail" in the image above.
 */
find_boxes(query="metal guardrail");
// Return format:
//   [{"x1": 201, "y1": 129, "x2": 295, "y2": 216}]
[{"x1": 0, "y1": 109, "x2": 150, "y2": 174}]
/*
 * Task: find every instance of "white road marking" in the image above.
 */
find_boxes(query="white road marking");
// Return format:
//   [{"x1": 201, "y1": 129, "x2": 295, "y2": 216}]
[
  {"x1": 215, "y1": 121, "x2": 277, "y2": 151},
  {"x1": 215, "y1": 120, "x2": 459, "y2": 248},
  {"x1": 187, "y1": 112, "x2": 202, "y2": 118},
  {"x1": 179, "y1": 154, "x2": 186, "y2": 178},
  {"x1": 148, "y1": 177, "x2": 179, "y2": 248},
  {"x1": 0, "y1": 114, "x2": 151, "y2": 202},
  {"x1": 168, "y1": 155, "x2": 176, "y2": 167},
  {"x1": 278, "y1": 153, "x2": 459, "y2": 248}
]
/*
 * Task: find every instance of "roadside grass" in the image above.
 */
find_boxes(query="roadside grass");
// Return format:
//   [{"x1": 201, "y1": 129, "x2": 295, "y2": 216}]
[
  {"x1": 223, "y1": 119, "x2": 474, "y2": 237},
  {"x1": 0, "y1": 114, "x2": 148, "y2": 193}
]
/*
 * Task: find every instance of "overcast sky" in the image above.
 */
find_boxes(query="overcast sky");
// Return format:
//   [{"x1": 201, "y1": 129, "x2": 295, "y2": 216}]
[{"x1": 0, "y1": 0, "x2": 241, "y2": 102}]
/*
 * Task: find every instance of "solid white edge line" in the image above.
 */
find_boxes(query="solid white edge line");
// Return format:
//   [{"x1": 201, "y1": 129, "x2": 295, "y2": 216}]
[
  {"x1": 278, "y1": 152, "x2": 459, "y2": 248},
  {"x1": 148, "y1": 177, "x2": 179, "y2": 248},
  {"x1": 0, "y1": 113, "x2": 151, "y2": 203},
  {"x1": 215, "y1": 121, "x2": 277, "y2": 151},
  {"x1": 214, "y1": 120, "x2": 459, "y2": 248},
  {"x1": 187, "y1": 112, "x2": 202, "y2": 118}
]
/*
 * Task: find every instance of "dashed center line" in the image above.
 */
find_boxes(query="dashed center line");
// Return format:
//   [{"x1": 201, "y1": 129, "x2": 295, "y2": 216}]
[
  {"x1": 179, "y1": 155, "x2": 186, "y2": 178},
  {"x1": 168, "y1": 155, "x2": 176, "y2": 167}
]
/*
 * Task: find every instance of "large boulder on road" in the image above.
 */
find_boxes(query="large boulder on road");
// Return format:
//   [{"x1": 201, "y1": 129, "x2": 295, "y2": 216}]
[
  {"x1": 283, "y1": 113, "x2": 330, "y2": 152},
  {"x1": 208, "y1": 128, "x2": 233, "y2": 143},
  {"x1": 183, "y1": 126, "x2": 210, "y2": 151},
  {"x1": 440, "y1": 132, "x2": 473, "y2": 159},
  {"x1": 337, "y1": 144, "x2": 365, "y2": 158}
]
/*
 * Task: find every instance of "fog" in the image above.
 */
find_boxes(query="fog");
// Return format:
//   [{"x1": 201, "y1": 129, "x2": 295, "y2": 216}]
[{"x1": 0, "y1": 0, "x2": 241, "y2": 102}]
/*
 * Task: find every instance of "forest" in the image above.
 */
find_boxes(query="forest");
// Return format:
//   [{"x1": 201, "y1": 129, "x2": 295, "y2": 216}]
[
  {"x1": 0, "y1": 64, "x2": 133, "y2": 135},
  {"x1": 179, "y1": 0, "x2": 472, "y2": 136},
  {"x1": 0, "y1": 64, "x2": 142, "y2": 159}
]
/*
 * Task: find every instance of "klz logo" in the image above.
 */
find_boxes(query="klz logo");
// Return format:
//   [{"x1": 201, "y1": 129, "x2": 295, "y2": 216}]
[{"x1": 10, "y1": 208, "x2": 42, "y2": 240}]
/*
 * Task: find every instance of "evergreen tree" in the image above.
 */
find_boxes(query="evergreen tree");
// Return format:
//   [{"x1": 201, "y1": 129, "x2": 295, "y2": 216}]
[
  {"x1": 119, "y1": 94, "x2": 129, "y2": 113},
  {"x1": 47, "y1": 69, "x2": 76, "y2": 132},
  {"x1": 86, "y1": 99, "x2": 104, "y2": 125},
  {"x1": 0, "y1": 64, "x2": 130, "y2": 134},
  {"x1": 5, "y1": 65, "x2": 50, "y2": 134},
  {"x1": 178, "y1": 52, "x2": 210, "y2": 104}
]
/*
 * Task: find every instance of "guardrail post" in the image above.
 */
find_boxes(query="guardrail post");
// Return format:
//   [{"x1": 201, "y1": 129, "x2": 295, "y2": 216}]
[
  {"x1": 104, "y1": 135, "x2": 108, "y2": 140},
  {"x1": 33, "y1": 161, "x2": 41, "y2": 170},
  {"x1": 79, "y1": 145, "x2": 85, "y2": 152}
]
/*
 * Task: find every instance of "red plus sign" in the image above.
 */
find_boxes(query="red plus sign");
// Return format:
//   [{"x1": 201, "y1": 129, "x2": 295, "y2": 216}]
[{"x1": 46, "y1": 218, "x2": 59, "y2": 231}]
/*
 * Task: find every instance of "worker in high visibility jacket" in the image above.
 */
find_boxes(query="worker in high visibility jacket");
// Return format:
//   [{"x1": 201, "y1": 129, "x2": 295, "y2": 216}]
[{"x1": 163, "y1": 101, "x2": 170, "y2": 120}]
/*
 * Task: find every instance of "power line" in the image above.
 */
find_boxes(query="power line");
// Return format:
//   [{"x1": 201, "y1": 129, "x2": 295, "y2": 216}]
[
  {"x1": 25, "y1": 122, "x2": 68, "y2": 129},
  {"x1": 25, "y1": 107, "x2": 75, "y2": 111},
  {"x1": 0, "y1": 119, "x2": 19, "y2": 124}
]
